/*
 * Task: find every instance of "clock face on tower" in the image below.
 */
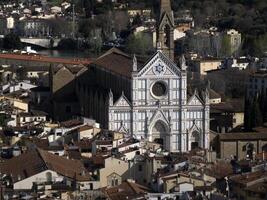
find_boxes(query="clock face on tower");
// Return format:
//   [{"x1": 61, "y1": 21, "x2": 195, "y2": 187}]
[{"x1": 153, "y1": 63, "x2": 166, "y2": 75}]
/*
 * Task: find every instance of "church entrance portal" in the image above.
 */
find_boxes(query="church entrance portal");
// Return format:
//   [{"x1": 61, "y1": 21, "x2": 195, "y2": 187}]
[
  {"x1": 191, "y1": 142, "x2": 199, "y2": 150},
  {"x1": 190, "y1": 130, "x2": 200, "y2": 150},
  {"x1": 152, "y1": 121, "x2": 168, "y2": 149}
]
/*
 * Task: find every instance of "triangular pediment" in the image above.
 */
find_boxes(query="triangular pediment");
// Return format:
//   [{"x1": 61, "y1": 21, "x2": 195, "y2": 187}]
[
  {"x1": 113, "y1": 94, "x2": 131, "y2": 107},
  {"x1": 159, "y1": 12, "x2": 174, "y2": 30},
  {"x1": 188, "y1": 121, "x2": 201, "y2": 133},
  {"x1": 118, "y1": 123, "x2": 129, "y2": 133},
  {"x1": 137, "y1": 51, "x2": 181, "y2": 77},
  {"x1": 187, "y1": 93, "x2": 204, "y2": 106},
  {"x1": 149, "y1": 109, "x2": 169, "y2": 127}
]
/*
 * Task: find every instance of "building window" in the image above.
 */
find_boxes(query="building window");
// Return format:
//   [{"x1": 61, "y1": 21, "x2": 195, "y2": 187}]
[
  {"x1": 112, "y1": 178, "x2": 119, "y2": 186},
  {"x1": 151, "y1": 81, "x2": 167, "y2": 98},
  {"x1": 138, "y1": 165, "x2": 142, "y2": 171}
]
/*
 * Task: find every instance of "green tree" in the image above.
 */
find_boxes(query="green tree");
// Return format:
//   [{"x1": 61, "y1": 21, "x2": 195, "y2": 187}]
[
  {"x1": 125, "y1": 33, "x2": 152, "y2": 55},
  {"x1": 220, "y1": 35, "x2": 232, "y2": 57},
  {"x1": 132, "y1": 13, "x2": 142, "y2": 26},
  {"x1": 88, "y1": 29, "x2": 102, "y2": 54},
  {"x1": 16, "y1": 66, "x2": 27, "y2": 80},
  {"x1": 253, "y1": 33, "x2": 267, "y2": 56},
  {"x1": 58, "y1": 38, "x2": 78, "y2": 50},
  {"x1": 3, "y1": 33, "x2": 21, "y2": 50},
  {"x1": 244, "y1": 97, "x2": 252, "y2": 131}
]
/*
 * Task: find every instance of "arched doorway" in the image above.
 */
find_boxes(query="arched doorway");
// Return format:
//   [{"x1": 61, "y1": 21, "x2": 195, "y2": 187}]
[
  {"x1": 152, "y1": 121, "x2": 168, "y2": 148},
  {"x1": 190, "y1": 131, "x2": 200, "y2": 150}
]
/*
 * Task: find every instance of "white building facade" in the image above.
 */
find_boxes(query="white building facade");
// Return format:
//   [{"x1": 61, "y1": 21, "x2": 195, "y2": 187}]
[
  {"x1": 108, "y1": 51, "x2": 210, "y2": 152},
  {"x1": 108, "y1": 0, "x2": 210, "y2": 153}
]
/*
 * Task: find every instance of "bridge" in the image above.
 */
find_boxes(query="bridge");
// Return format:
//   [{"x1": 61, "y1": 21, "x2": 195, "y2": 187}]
[{"x1": 20, "y1": 38, "x2": 61, "y2": 48}]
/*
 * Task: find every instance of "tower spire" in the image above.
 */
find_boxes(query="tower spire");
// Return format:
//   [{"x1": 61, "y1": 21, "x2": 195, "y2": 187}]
[
  {"x1": 160, "y1": 0, "x2": 172, "y2": 17},
  {"x1": 157, "y1": 0, "x2": 175, "y2": 61}
]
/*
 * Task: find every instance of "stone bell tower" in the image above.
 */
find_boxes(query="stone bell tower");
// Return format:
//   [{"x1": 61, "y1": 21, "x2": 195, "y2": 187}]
[{"x1": 157, "y1": 0, "x2": 175, "y2": 61}]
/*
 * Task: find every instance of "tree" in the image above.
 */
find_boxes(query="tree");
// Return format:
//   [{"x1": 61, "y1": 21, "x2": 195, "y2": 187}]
[
  {"x1": 253, "y1": 33, "x2": 267, "y2": 56},
  {"x1": 57, "y1": 38, "x2": 78, "y2": 50},
  {"x1": 88, "y1": 29, "x2": 102, "y2": 54},
  {"x1": 244, "y1": 97, "x2": 252, "y2": 131},
  {"x1": 125, "y1": 33, "x2": 153, "y2": 55},
  {"x1": 78, "y1": 19, "x2": 96, "y2": 38},
  {"x1": 3, "y1": 33, "x2": 21, "y2": 50},
  {"x1": 244, "y1": 95, "x2": 263, "y2": 131},
  {"x1": 16, "y1": 66, "x2": 27, "y2": 80},
  {"x1": 132, "y1": 13, "x2": 142, "y2": 26},
  {"x1": 251, "y1": 96, "x2": 263, "y2": 128},
  {"x1": 47, "y1": 19, "x2": 73, "y2": 38},
  {"x1": 220, "y1": 35, "x2": 232, "y2": 57}
]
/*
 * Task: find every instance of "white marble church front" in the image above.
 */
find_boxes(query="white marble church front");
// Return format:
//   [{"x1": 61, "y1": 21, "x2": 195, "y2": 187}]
[
  {"x1": 107, "y1": 0, "x2": 210, "y2": 152},
  {"x1": 108, "y1": 51, "x2": 210, "y2": 152}
]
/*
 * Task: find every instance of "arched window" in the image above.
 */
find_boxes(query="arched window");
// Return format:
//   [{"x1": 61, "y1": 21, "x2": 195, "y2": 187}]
[{"x1": 163, "y1": 25, "x2": 170, "y2": 47}]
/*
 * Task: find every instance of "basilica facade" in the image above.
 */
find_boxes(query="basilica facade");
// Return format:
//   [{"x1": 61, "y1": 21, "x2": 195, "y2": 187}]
[
  {"x1": 108, "y1": 50, "x2": 210, "y2": 152},
  {"x1": 108, "y1": 0, "x2": 210, "y2": 152}
]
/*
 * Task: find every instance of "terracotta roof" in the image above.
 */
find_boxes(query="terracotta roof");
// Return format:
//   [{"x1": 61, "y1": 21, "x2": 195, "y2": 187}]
[
  {"x1": 204, "y1": 161, "x2": 233, "y2": 179},
  {"x1": 65, "y1": 149, "x2": 82, "y2": 160},
  {"x1": 0, "y1": 148, "x2": 92, "y2": 183},
  {"x1": 245, "y1": 181, "x2": 267, "y2": 194},
  {"x1": 0, "y1": 53, "x2": 91, "y2": 65},
  {"x1": 230, "y1": 171, "x2": 267, "y2": 186},
  {"x1": 0, "y1": 149, "x2": 46, "y2": 183},
  {"x1": 73, "y1": 139, "x2": 92, "y2": 150},
  {"x1": 18, "y1": 110, "x2": 48, "y2": 117},
  {"x1": 60, "y1": 119, "x2": 83, "y2": 128},
  {"x1": 211, "y1": 99, "x2": 244, "y2": 113},
  {"x1": 91, "y1": 155, "x2": 105, "y2": 166},
  {"x1": 219, "y1": 130, "x2": 267, "y2": 141},
  {"x1": 78, "y1": 125, "x2": 93, "y2": 132},
  {"x1": 32, "y1": 138, "x2": 49, "y2": 149},
  {"x1": 104, "y1": 180, "x2": 150, "y2": 200},
  {"x1": 209, "y1": 88, "x2": 221, "y2": 99},
  {"x1": 92, "y1": 48, "x2": 144, "y2": 78},
  {"x1": 53, "y1": 64, "x2": 86, "y2": 75}
]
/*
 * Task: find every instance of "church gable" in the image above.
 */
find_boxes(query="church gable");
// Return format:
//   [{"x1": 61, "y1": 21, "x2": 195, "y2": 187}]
[
  {"x1": 137, "y1": 51, "x2": 180, "y2": 77},
  {"x1": 149, "y1": 109, "x2": 169, "y2": 126},
  {"x1": 113, "y1": 94, "x2": 131, "y2": 107},
  {"x1": 187, "y1": 94, "x2": 204, "y2": 106},
  {"x1": 159, "y1": 12, "x2": 174, "y2": 30}
]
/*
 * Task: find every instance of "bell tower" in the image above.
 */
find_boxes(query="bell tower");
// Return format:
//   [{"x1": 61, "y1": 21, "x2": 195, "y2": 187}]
[{"x1": 157, "y1": 0, "x2": 175, "y2": 61}]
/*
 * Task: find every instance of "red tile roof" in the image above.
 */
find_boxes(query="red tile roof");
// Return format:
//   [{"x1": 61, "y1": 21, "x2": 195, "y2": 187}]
[
  {"x1": 92, "y1": 48, "x2": 144, "y2": 78},
  {"x1": 0, "y1": 148, "x2": 92, "y2": 183},
  {"x1": 0, "y1": 53, "x2": 92, "y2": 65},
  {"x1": 104, "y1": 180, "x2": 150, "y2": 200}
]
